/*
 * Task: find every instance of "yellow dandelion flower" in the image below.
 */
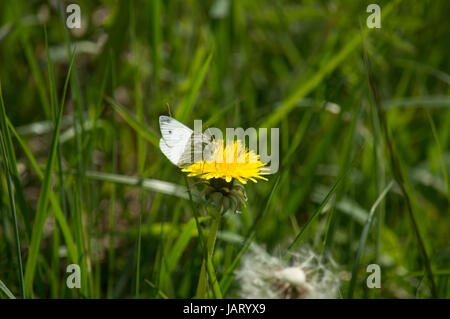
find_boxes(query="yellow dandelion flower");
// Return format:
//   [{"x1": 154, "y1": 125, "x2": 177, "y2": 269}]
[{"x1": 181, "y1": 140, "x2": 269, "y2": 184}]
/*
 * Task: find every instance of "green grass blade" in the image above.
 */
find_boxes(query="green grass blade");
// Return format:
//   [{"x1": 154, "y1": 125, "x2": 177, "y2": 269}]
[
  {"x1": 0, "y1": 81, "x2": 25, "y2": 299},
  {"x1": 107, "y1": 51, "x2": 118, "y2": 299},
  {"x1": 369, "y1": 86, "x2": 386, "y2": 265},
  {"x1": 6, "y1": 117, "x2": 78, "y2": 264},
  {"x1": 383, "y1": 96, "x2": 450, "y2": 110},
  {"x1": 261, "y1": 0, "x2": 400, "y2": 128},
  {"x1": 184, "y1": 176, "x2": 222, "y2": 299},
  {"x1": 72, "y1": 188, "x2": 89, "y2": 297},
  {"x1": 284, "y1": 176, "x2": 341, "y2": 260},
  {"x1": 45, "y1": 27, "x2": 68, "y2": 219},
  {"x1": 12, "y1": 2, "x2": 51, "y2": 118},
  {"x1": 426, "y1": 110, "x2": 450, "y2": 211},
  {"x1": 219, "y1": 232, "x2": 255, "y2": 294},
  {"x1": 347, "y1": 181, "x2": 394, "y2": 298},
  {"x1": 176, "y1": 50, "x2": 213, "y2": 122},
  {"x1": 148, "y1": 0, "x2": 161, "y2": 99},
  {"x1": 144, "y1": 279, "x2": 168, "y2": 299},
  {"x1": 283, "y1": 149, "x2": 362, "y2": 261},
  {"x1": 77, "y1": 170, "x2": 190, "y2": 199},
  {"x1": 364, "y1": 39, "x2": 438, "y2": 298},
  {"x1": 0, "y1": 280, "x2": 16, "y2": 299},
  {"x1": 23, "y1": 53, "x2": 74, "y2": 297},
  {"x1": 323, "y1": 100, "x2": 362, "y2": 250},
  {"x1": 164, "y1": 217, "x2": 209, "y2": 285},
  {"x1": 282, "y1": 115, "x2": 342, "y2": 218},
  {"x1": 220, "y1": 174, "x2": 281, "y2": 294},
  {"x1": 106, "y1": 97, "x2": 159, "y2": 147},
  {"x1": 0, "y1": 86, "x2": 32, "y2": 241}
]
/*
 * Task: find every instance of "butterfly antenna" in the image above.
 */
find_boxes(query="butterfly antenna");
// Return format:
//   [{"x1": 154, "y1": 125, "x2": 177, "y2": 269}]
[{"x1": 166, "y1": 103, "x2": 172, "y2": 117}]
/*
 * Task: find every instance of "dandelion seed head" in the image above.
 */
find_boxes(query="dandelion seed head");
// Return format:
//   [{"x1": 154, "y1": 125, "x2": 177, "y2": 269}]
[
  {"x1": 274, "y1": 267, "x2": 306, "y2": 286},
  {"x1": 235, "y1": 245, "x2": 340, "y2": 299}
]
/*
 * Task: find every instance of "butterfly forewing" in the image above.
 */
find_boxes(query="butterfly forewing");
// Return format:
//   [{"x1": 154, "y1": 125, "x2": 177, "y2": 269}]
[
  {"x1": 159, "y1": 115, "x2": 215, "y2": 167},
  {"x1": 159, "y1": 116, "x2": 193, "y2": 147},
  {"x1": 159, "y1": 116, "x2": 193, "y2": 165}
]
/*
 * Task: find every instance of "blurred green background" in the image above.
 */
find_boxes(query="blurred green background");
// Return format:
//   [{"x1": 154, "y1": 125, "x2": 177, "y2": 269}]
[{"x1": 0, "y1": 0, "x2": 449, "y2": 299}]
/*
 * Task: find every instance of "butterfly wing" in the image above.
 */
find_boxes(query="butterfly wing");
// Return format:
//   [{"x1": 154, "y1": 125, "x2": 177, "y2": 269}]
[
  {"x1": 177, "y1": 132, "x2": 216, "y2": 167},
  {"x1": 159, "y1": 116, "x2": 193, "y2": 166}
]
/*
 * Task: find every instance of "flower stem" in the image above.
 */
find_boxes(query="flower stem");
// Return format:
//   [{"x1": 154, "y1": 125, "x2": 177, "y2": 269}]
[
  {"x1": 196, "y1": 209, "x2": 221, "y2": 298},
  {"x1": 184, "y1": 176, "x2": 222, "y2": 299}
]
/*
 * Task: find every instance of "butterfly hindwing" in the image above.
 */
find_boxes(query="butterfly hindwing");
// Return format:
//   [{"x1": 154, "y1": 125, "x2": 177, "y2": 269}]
[{"x1": 159, "y1": 138, "x2": 180, "y2": 166}]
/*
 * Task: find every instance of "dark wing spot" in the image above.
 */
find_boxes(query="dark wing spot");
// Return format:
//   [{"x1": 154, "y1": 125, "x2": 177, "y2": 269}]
[
  {"x1": 169, "y1": 130, "x2": 172, "y2": 134},
  {"x1": 160, "y1": 116, "x2": 171, "y2": 123}
]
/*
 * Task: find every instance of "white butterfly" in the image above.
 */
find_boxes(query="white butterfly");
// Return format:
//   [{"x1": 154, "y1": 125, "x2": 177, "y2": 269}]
[{"x1": 159, "y1": 116, "x2": 216, "y2": 167}]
